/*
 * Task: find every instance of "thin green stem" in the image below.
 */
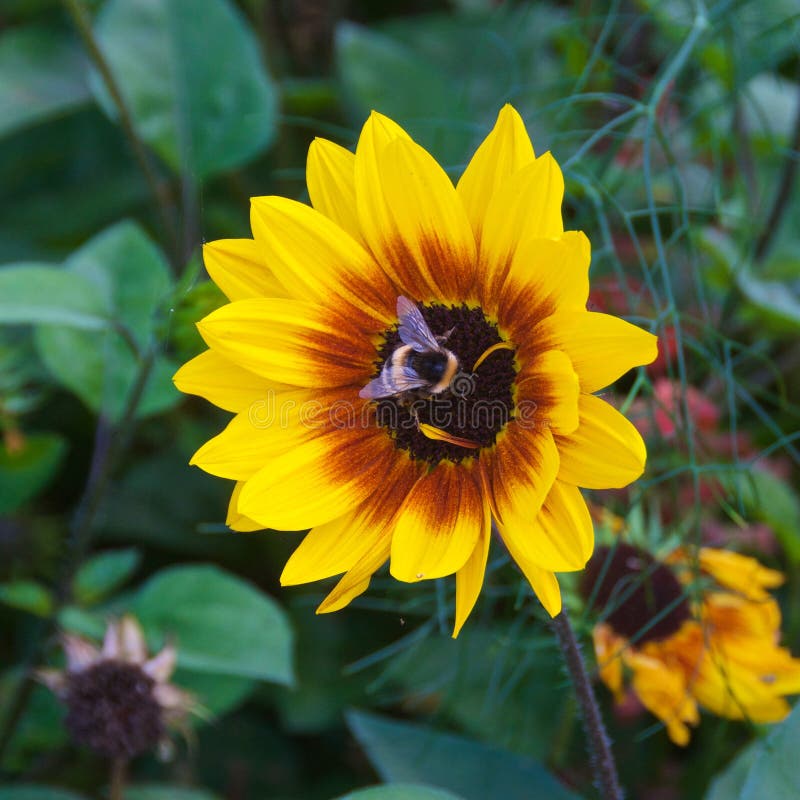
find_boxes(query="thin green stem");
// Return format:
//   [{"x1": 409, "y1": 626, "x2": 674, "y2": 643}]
[
  {"x1": 753, "y1": 79, "x2": 800, "y2": 263},
  {"x1": 551, "y1": 609, "x2": 623, "y2": 800},
  {"x1": 62, "y1": 0, "x2": 178, "y2": 262},
  {"x1": 0, "y1": 350, "x2": 157, "y2": 766}
]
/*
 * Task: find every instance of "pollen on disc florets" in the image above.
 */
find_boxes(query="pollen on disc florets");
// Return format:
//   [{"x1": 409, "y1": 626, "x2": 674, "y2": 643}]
[
  {"x1": 373, "y1": 302, "x2": 517, "y2": 464},
  {"x1": 64, "y1": 660, "x2": 165, "y2": 758},
  {"x1": 581, "y1": 543, "x2": 691, "y2": 644}
]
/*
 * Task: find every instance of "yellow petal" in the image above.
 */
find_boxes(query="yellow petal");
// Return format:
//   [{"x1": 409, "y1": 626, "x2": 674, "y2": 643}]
[
  {"x1": 390, "y1": 463, "x2": 484, "y2": 582},
  {"x1": 516, "y1": 349, "x2": 580, "y2": 436},
  {"x1": 203, "y1": 239, "x2": 288, "y2": 301},
  {"x1": 306, "y1": 137, "x2": 361, "y2": 241},
  {"x1": 317, "y1": 532, "x2": 392, "y2": 614},
  {"x1": 555, "y1": 394, "x2": 646, "y2": 489},
  {"x1": 698, "y1": 547, "x2": 784, "y2": 602},
  {"x1": 190, "y1": 389, "x2": 317, "y2": 480},
  {"x1": 355, "y1": 132, "x2": 477, "y2": 302},
  {"x1": 281, "y1": 458, "x2": 422, "y2": 585},
  {"x1": 690, "y1": 647, "x2": 791, "y2": 723},
  {"x1": 456, "y1": 105, "x2": 535, "y2": 240},
  {"x1": 226, "y1": 481, "x2": 263, "y2": 532},
  {"x1": 625, "y1": 650, "x2": 698, "y2": 746},
  {"x1": 452, "y1": 493, "x2": 492, "y2": 638},
  {"x1": 250, "y1": 195, "x2": 394, "y2": 325},
  {"x1": 500, "y1": 528, "x2": 563, "y2": 616},
  {"x1": 484, "y1": 424, "x2": 559, "y2": 533},
  {"x1": 477, "y1": 153, "x2": 564, "y2": 305},
  {"x1": 497, "y1": 232, "x2": 590, "y2": 324},
  {"x1": 499, "y1": 478, "x2": 593, "y2": 572},
  {"x1": 593, "y1": 623, "x2": 626, "y2": 699},
  {"x1": 239, "y1": 426, "x2": 395, "y2": 531},
  {"x1": 531, "y1": 311, "x2": 658, "y2": 393},
  {"x1": 173, "y1": 349, "x2": 280, "y2": 413},
  {"x1": 196, "y1": 298, "x2": 374, "y2": 388}
]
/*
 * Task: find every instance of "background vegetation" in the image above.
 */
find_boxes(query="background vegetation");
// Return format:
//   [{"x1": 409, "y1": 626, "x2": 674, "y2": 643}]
[{"x1": 1, "y1": 0, "x2": 799, "y2": 798}]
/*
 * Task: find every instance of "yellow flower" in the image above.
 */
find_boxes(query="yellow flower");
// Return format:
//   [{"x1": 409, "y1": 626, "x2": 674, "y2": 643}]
[
  {"x1": 175, "y1": 106, "x2": 657, "y2": 636},
  {"x1": 586, "y1": 543, "x2": 800, "y2": 745}
]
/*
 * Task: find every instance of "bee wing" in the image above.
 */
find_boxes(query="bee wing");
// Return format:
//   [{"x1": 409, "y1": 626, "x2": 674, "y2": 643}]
[
  {"x1": 397, "y1": 296, "x2": 441, "y2": 351},
  {"x1": 359, "y1": 365, "x2": 429, "y2": 399}
]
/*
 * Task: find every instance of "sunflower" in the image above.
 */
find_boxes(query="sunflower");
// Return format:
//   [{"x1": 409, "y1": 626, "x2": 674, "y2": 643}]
[
  {"x1": 585, "y1": 543, "x2": 800, "y2": 745},
  {"x1": 175, "y1": 106, "x2": 657, "y2": 636}
]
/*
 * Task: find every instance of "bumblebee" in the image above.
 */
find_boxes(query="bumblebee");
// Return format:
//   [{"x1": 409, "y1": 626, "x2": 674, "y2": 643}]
[{"x1": 359, "y1": 296, "x2": 459, "y2": 400}]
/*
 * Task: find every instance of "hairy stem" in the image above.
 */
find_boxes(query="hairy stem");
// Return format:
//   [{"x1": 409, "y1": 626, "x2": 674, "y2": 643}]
[{"x1": 551, "y1": 609, "x2": 623, "y2": 800}]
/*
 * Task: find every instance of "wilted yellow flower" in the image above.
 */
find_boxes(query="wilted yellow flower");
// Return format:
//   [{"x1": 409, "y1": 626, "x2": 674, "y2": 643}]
[
  {"x1": 586, "y1": 543, "x2": 800, "y2": 745},
  {"x1": 175, "y1": 106, "x2": 656, "y2": 635},
  {"x1": 38, "y1": 616, "x2": 194, "y2": 759}
]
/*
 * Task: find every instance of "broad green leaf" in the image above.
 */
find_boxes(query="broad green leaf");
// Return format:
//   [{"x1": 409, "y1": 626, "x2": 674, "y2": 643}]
[
  {"x1": 739, "y1": 703, "x2": 800, "y2": 799},
  {"x1": 58, "y1": 605, "x2": 108, "y2": 640},
  {"x1": 133, "y1": 565, "x2": 295, "y2": 685},
  {"x1": 336, "y1": 8, "x2": 567, "y2": 164},
  {"x1": 0, "y1": 789, "x2": 88, "y2": 800},
  {"x1": 92, "y1": 0, "x2": 278, "y2": 179},
  {"x1": 705, "y1": 742, "x2": 759, "y2": 800},
  {"x1": 346, "y1": 711, "x2": 579, "y2": 800},
  {"x1": 0, "y1": 27, "x2": 91, "y2": 139},
  {"x1": 122, "y1": 788, "x2": 222, "y2": 800},
  {"x1": 707, "y1": 704, "x2": 800, "y2": 799},
  {"x1": 35, "y1": 221, "x2": 179, "y2": 421},
  {"x1": 72, "y1": 547, "x2": 142, "y2": 605},
  {"x1": 0, "y1": 433, "x2": 66, "y2": 514},
  {"x1": 336, "y1": 786, "x2": 465, "y2": 800},
  {"x1": 726, "y1": 470, "x2": 800, "y2": 563},
  {"x1": 172, "y1": 669, "x2": 255, "y2": 718},
  {"x1": 0, "y1": 265, "x2": 108, "y2": 330},
  {"x1": 0, "y1": 580, "x2": 53, "y2": 617}
]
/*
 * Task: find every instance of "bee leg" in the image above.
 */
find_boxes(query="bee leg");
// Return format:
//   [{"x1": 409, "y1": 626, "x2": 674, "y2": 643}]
[{"x1": 435, "y1": 326, "x2": 456, "y2": 344}]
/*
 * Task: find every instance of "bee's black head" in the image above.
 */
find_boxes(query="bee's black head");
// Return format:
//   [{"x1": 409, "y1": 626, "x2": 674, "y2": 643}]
[{"x1": 410, "y1": 350, "x2": 449, "y2": 382}]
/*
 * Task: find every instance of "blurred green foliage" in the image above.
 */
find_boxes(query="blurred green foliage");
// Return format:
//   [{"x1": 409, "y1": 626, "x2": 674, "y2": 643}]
[{"x1": 1, "y1": 0, "x2": 799, "y2": 798}]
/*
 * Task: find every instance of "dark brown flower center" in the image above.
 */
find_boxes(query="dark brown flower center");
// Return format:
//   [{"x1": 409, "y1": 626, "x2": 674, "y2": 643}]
[
  {"x1": 581, "y1": 543, "x2": 691, "y2": 644},
  {"x1": 373, "y1": 302, "x2": 516, "y2": 463},
  {"x1": 64, "y1": 660, "x2": 164, "y2": 758}
]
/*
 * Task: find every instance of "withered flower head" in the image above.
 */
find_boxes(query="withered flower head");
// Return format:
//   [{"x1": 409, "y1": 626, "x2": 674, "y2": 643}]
[{"x1": 38, "y1": 615, "x2": 195, "y2": 760}]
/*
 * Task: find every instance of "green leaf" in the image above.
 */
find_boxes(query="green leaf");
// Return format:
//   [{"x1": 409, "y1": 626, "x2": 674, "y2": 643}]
[
  {"x1": 58, "y1": 605, "x2": 108, "y2": 640},
  {"x1": 72, "y1": 547, "x2": 142, "y2": 605},
  {"x1": 336, "y1": 8, "x2": 567, "y2": 164},
  {"x1": 739, "y1": 704, "x2": 800, "y2": 799},
  {"x1": 706, "y1": 704, "x2": 800, "y2": 799},
  {"x1": 0, "y1": 580, "x2": 53, "y2": 616},
  {"x1": 0, "y1": 433, "x2": 67, "y2": 514},
  {"x1": 124, "y1": 787, "x2": 222, "y2": 800},
  {"x1": 335, "y1": 786, "x2": 465, "y2": 800},
  {"x1": 346, "y1": 711, "x2": 580, "y2": 800},
  {"x1": 0, "y1": 264, "x2": 108, "y2": 330},
  {"x1": 34, "y1": 221, "x2": 179, "y2": 421},
  {"x1": 133, "y1": 565, "x2": 295, "y2": 685},
  {"x1": 706, "y1": 742, "x2": 759, "y2": 800},
  {"x1": 726, "y1": 470, "x2": 800, "y2": 563},
  {"x1": 0, "y1": 27, "x2": 91, "y2": 139},
  {"x1": 173, "y1": 669, "x2": 255, "y2": 718},
  {"x1": 92, "y1": 0, "x2": 278, "y2": 179},
  {"x1": 0, "y1": 789, "x2": 88, "y2": 800}
]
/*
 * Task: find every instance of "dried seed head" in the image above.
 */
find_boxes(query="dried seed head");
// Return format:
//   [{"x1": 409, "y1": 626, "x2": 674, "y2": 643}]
[{"x1": 64, "y1": 660, "x2": 165, "y2": 759}]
